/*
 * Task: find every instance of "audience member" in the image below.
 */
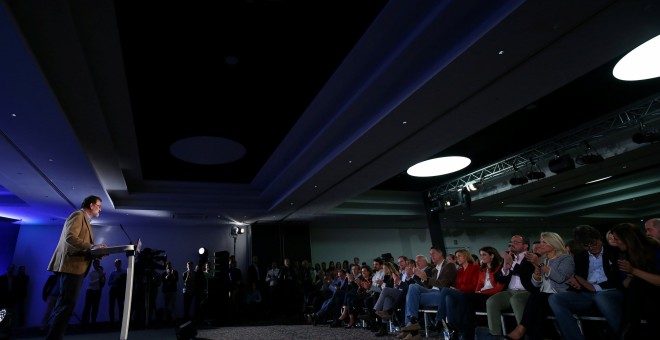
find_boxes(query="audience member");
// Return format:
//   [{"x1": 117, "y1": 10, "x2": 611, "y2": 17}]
[
  {"x1": 446, "y1": 254, "x2": 457, "y2": 268},
  {"x1": 486, "y1": 235, "x2": 538, "y2": 338},
  {"x1": 161, "y1": 260, "x2": 178, "y2": 323},
  {"x1": 549, "y1": 225, "x2": 624, "y2": 340},
  {"x1": 107, "y1": 259, "x2": 126, "y2": 324},
  {"x1": 434, "y1": 249, "x2": 479, "y2": 334},
  {"x1": 81, "y1": 259, "x2": 105, "y2": 329},
  {"x1": 610, "y1": 222, "x2": 660, "y2": 339},
  {"x1": 443, "y1": 246, "x2": 505, "y2": 340},
  {"x1": 193, "y1": 262, "x2": 208, "y2": 322},
  {"x1": 644, "y1": 218, "x2": 660, "y2": 242},
  {"x1": 182, "y1": 261, "x2": 196, "y2": 320},
  {"x1": 506, "y1": 232, "x2": 574, "y2": 340},
  {"x1": 369, "y1": 261, "x2": 399, "y2": 335},
  {"x1": 313, "y1": 268, "x2": 347, "y2": 325},
  {"x1": 399, "y1": 246, "x2": 457, "y2": 339}
]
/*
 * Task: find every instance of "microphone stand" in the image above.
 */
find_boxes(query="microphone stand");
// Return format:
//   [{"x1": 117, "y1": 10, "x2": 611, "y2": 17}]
[{"x1": 120, "y1": 224, "x2": 134, "y2": 245}]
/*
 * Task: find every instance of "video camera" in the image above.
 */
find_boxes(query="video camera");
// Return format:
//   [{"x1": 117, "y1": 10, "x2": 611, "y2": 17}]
[{"x1": 137, "y1": 247, "x2": 167, "y2": 271}]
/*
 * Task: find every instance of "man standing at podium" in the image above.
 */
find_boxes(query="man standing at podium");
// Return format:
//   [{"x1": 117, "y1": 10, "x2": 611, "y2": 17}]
[{"x1": 46, "y1": 195, "x2": 107, "y2": 340}]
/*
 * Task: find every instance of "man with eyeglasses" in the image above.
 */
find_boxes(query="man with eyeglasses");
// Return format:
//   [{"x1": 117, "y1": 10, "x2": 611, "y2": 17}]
[
  {"x1": 483, "y1": 235, "x2": 539, "y2": 338},
  {"x1": 45, "y1": 195, "x2": 107, "y2": 340},
  {"x1": 548, "y1": 225, "x2": 623, "y2": 340}
]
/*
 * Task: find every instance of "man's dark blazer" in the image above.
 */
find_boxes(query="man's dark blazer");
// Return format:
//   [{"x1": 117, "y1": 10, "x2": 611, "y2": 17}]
[
  {"x1": 494, "y1": 251, "x2": 540, "y2": 293},
  {"x1": 571, "y1": 244, "x2": 622, "y2": 291},
  {"x1": 427, "y1": 260, "x2": 457, "y2": 289}
]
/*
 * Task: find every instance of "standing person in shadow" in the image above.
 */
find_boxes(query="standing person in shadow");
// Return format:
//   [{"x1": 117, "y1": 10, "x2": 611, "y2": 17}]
[
  {"x1": 161, "y1": 261, "x2": 179, "y2": 324},
  {"x1": 45, "y1": 195, "x2": 108, "y2": 340},
  {"x1": 81, "y1": 259, "x2": 106, "y2": 329},
  {"x1": 40, "y1": 274, "x2": 58, "y2": 332},
  {"x1": 12, "y1": 265, "x2": 29, "y2": 327},
  {"x1": 107, "y1": 258, "x2": 126, "y2": 325}
]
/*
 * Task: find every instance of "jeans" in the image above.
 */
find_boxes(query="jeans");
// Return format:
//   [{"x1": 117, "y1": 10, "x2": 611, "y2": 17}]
[
  {"x1": 436, "y1": 288, "x2": 465, "y2": 321},
  {"x1": 404, "y1": 284, "x2": 442, "y2": 324},
  {"x1": 548, "y1": 289, "x2": 623, "y2": 340}
]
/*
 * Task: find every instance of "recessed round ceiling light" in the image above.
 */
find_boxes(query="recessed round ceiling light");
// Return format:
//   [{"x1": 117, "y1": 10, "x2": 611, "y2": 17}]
[
  {"x1": 613, "y1": 34, "x2": 660, "y2": 81},
  {"x1": 407, "y1": 156, "x2": 471, "y2": 177}
]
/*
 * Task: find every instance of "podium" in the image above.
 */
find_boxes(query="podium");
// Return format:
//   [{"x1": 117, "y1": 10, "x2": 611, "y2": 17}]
[{"x1": 91, "y1": 245, "x2": 136, "y2": 340}]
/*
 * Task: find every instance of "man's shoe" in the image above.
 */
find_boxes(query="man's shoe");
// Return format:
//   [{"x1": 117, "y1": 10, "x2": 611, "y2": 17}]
[
  {"x1": 401, "y1": 321, "x2": 421, "y2": 332},
  {"x1": 375, "y1": 324, "x2": 389, "y2": 337},
  {"x1": 375, "y1": 310, "x2": 391, "y2": 320},
  {"x1": 329, "y1": 319, "x2": 342, "y2": 328},
  {"x1": 402, "y1": 332, "x2": 422, "y2": 340}
]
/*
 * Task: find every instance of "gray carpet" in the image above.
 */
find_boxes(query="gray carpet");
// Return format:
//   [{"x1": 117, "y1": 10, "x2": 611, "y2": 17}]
[{"x1": 195, "y1": 324, "x2": 420, "y2": 340}]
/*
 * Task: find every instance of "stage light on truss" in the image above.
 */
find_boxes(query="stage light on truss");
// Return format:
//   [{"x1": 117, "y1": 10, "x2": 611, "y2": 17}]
[{"x1": 509, "y1": 164, "x2": 528, "y2": 185}]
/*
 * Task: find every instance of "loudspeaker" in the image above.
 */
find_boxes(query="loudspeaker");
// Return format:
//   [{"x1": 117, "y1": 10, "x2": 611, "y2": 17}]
[{"x1": 176, "y1": 320, "x2": 197, "y2": 340}]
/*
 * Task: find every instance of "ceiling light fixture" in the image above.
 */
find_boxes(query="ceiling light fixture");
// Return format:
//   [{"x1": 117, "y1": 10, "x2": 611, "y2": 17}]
[
  {"x1": 585, "y1": 176, "x2": 612, "y2": 184},
  {"x1": 613, "y1": 34, "x2": 660, "y2": 81},
  {"x1": 407, "y1": 156, "x2": 471, "y2": 177}
]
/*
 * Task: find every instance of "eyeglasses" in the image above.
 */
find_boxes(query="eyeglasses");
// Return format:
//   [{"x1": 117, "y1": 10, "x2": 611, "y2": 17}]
[{"x1": 93, "y1": 203, "x2": 102, "y2": 208}]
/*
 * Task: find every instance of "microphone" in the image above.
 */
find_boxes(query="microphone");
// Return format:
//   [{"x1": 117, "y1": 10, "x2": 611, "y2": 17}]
[{"x1": 120, "y1": 224, "x2": 134, "y2": 245}]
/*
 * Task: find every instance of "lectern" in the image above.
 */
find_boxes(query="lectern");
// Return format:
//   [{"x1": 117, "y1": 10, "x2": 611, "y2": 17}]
[{"x1": 91, "y1": 245, "x2": 136, "y2": 340}]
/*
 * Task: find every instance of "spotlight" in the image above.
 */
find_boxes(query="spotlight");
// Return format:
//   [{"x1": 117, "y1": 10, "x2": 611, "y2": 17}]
[
  {"x1": 509, "y1": 164, "x2": 528, "y2": 185},
  {"x1": 466, "y1": 179, "x2": 483, "y2": 192},
  {"x1": 575, "y1": 141, "x2": 604, "y2": 165},
  {"x1": 198, "y1": 247, "x2": 209, "y2": 263},
  {"x1": 548, "y1": 153, "x2": 575, "y2": 174},
  {"x1": 526, "y1": 158, "x2": 546, "y2": 180},
  {"x1": 429, "y1": 200, "x2": 444, "y2": 213},
  {"x1": 632, "y1": 131, "x2": 660, "y2": 144},
  {"x1": 230, "y1": 225, "x2": 245, "y2": 237}
]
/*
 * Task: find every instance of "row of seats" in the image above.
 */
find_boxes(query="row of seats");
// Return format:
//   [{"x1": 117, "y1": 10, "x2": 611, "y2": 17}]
[{"x1": 417, "y1": 307, "x2": 622, "y2": 338}]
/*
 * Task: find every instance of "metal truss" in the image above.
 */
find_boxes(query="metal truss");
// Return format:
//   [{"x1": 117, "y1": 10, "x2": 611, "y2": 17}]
[{"x1": 428, "y1": 94, "x2": 660, "y2": 199}]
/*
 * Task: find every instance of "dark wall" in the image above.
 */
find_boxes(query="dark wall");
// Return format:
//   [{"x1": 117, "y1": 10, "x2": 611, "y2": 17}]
[
  {"x1": 251, "y1": 222, "x2": 311, "y2": 268},
  {"x1": 0, "y1": 222, "x2": 20, "y2": 271}
]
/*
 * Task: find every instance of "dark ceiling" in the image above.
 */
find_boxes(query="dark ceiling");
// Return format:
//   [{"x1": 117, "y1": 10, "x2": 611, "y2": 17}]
[
  {"x1": 114, "y1": 0, "x2": 388, "y2": 184},
  {"x1": 1, "y1": 0, "x2": 659, "y2": 230}
]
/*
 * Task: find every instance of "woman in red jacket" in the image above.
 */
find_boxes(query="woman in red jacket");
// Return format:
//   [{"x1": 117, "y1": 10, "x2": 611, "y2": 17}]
[{"x1": 443, "y1": 246, "x2": 506, "y2": 339}]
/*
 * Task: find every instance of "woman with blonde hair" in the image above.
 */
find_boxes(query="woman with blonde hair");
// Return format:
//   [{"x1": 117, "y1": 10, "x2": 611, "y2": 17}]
[{"x1": 506, "y1": 232, "x2": 574, "y2": 340}]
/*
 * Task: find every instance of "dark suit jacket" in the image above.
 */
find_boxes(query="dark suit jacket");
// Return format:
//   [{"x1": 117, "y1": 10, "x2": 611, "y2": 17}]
[
  {"x1": 571, "y1": 244, "x2": 622, "y2": 291},
  {"x1": 427, "y1": 260, "x2": 457, "y2": 289},
  {"x1": 494, "y1": 251, "x2": 540, "y2": 293},
  {"x1": 47, "y1": 210, "x2": 95, "y2": 275}
]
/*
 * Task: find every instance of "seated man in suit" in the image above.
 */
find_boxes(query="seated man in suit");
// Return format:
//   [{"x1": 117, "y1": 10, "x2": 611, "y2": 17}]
[
  {"x1": 484, "y1": 234, "x2": 538, "y2": 338},
  {"x1": 549, "y1": 225, "x2": 623, "y2": 340},
  {"x1": 399, "y1": 246, "x2": 457, "y2": 339}
]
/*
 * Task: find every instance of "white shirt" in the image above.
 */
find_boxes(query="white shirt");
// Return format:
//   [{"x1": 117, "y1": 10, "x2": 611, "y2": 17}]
[{"x1": 506, "y1": 251, "x2": 526, "y2": 290}]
